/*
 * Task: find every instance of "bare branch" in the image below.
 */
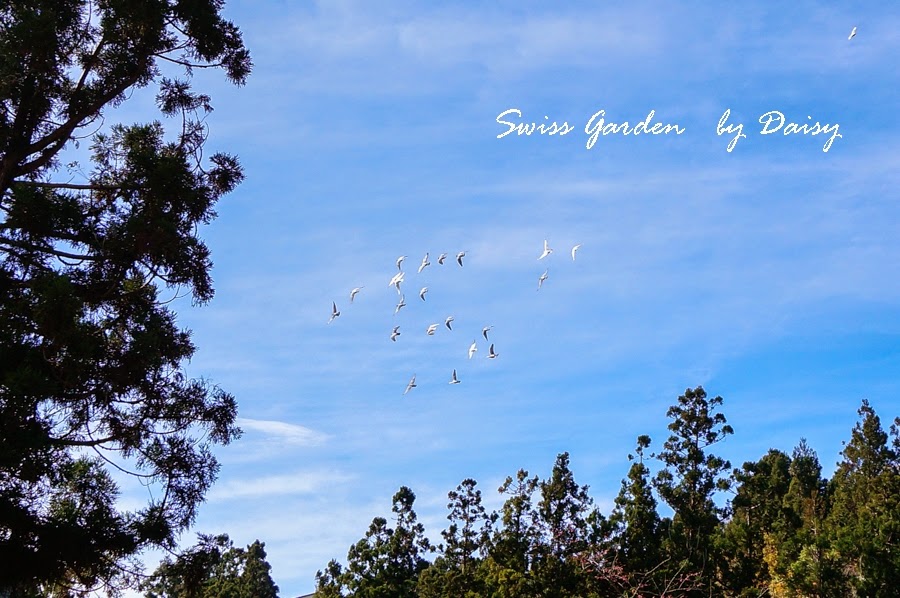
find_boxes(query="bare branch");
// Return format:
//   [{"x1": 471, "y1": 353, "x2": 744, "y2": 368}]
[
  {"x1": 153, "y1": 54, "x2": 225, "y2": 70},
  {"x1": 18, "y1": 180, "x2": 125, "y2": 191},
  {"x1": 0, "y1": 235, "x2": 101, "y2": 261}
]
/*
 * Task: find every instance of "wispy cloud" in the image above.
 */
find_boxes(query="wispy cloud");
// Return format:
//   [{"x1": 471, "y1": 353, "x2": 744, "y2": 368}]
[
  {"x1": 207, "y1": 470, "x2": 352, "y2": 501},
  {"x1": 236, "y1": 417, "x2": 329, "y2": 446}
]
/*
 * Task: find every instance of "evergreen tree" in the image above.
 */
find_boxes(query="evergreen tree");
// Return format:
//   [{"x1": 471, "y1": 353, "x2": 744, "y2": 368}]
[
  {"x1": 719, "y1": 449, "x2": 792, "y2": 596},
  {"x1": 608, "y1": 435, "x2": 662, "y2": 577},
  {"x1": 755, "y1": 439, "x2": 844, "y2": 598},
  {"x1": 481, "y1": 469, "x2": 541, "y2": 597},
  {"x1": 827, "y1": 400, "x2": 900, "y2": 597},
  {"x1": 313, "y1": 559, "x2": 346, "y2": 598},
  {"x1": 443, "y1": 478, "x2": 493, "y2": 574},
  {"x1": 532, "y1": 452, "x2": 595, "y2": 597},
  {"x1": 236, "y1": 541, "x2": 280, "y2": 598},
  {"x1": 141, "y1": 534, "x2": 278, "y2": 598},
  {"x1": 340, "y1": 486, "x2": 432, "y2": 598},
  {"x1": 418, "y1": 478, "x2": 494, "y2": 598},
  {"x1": 0, "y1": 1, "x2": 250, "y2": 593},
  {"x1": 653, "y1": 386, "x2": 733, "y2": 593}
]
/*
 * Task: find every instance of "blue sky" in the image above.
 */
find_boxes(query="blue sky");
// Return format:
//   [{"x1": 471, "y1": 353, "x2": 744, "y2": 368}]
[{"x1": 101, "y1": 1, "x2": 900, "y2": 595}]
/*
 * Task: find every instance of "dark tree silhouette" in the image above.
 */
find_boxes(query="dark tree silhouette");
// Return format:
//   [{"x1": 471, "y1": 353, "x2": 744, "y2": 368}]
[{"x1": 0, "y1": 1, "x2": 250, "y2": 594}]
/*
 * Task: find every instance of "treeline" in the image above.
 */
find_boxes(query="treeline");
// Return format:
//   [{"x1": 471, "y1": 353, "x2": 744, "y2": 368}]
[
  {"x1": 142, "y1": 534, "x2": 279, "y2": 598},
  {"x1": 312, "y1": 387, "x2": 900, "y2": 598}
]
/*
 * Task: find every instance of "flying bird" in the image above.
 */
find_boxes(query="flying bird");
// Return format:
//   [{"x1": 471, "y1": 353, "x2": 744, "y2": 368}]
[
  {"x1": 350, "y1": 287, "x2": 364, "y2": 303},
  {"x1": 418, "y1": 252, "x2": 430, "y2": 274},
  {"x1": 419, "y1": 287, "x2": 428, "y2": 301},
  {"x1": 449, "y1": 369, "x2": 460, "y2": 384},
  {"x1": 571, "y1": 244, "x2": 582, "y2": 261},
  {"x1": 537, "y1": 269, "x2": 549, "y2": 290},
  {"x1": 328, "y1": 301, "x2": 340, "y2": 324},
  {"x1": 390, "y1": 325, "x2": 401, "y2": 342},
  {"x1": 456, "y1": 251, "x2": 466, "y2": 267},
  {"x1": 468, "y1": 340, "x2": 477, "y2": 359},
  {"x1": 487, "y1": 343, "x2": 499, "y2": 359},
  {"x1": 389, "y1": 272, "x2": 405, "y2": 295},
  {"x1": 438, "y1": 253, "x2": 447, "y2": 265},
  {"x1": 394, "y1": 295, "x2": 406, "y2": 315},
  {"x1": 404, "y1": 374, "x2": 416, "y2": 395},
  {"x1": 538, "y1": 239, "x2": 553, "y2": 260},
  {"x1": 445, "y1": 316, "x2": 454, "y2": 330},
  {"x1": 389, "y1": 271, "x2": 404, "y2": 287},
  {"x1": 396, "y1": 255, "x2": 407, "y2": 271},
  {"x1": 426, "y1": 324, "x2": 438, "y2": 336},
  {"x1": 848, "y1": 26, "x2": 857, "y2": 40},
  {"x1": 482, "y1": 326, "x2": 493, "y2": 341}
]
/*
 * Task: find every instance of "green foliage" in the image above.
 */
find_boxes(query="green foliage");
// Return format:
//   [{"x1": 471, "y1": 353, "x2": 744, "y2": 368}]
[
  {"x1": 417, "y1": 479, "x2": 494, "y2": 597},
  {"x1": 767, "y1": 440, "x2": 836, "y2": 597},
  {"x1": 442, "y1": 478, "x2": 493, "y2": 571},
  {"x1": 313, "y1": 390, "x2": 900, "y2": 598},
  {"x1": 489, "y1": 469, "x2": 541, "y2": 575},
  {"x1": 313, "y1": 559, "x2": 346, "y2": 598},
  {"x1": 608, "y1": 435, "x2": 662, "y2": 576},
  {"x1": 826, "y1": 400, "x2": 900, "y2": 597},
  {"x1": 532, "y1": 452, "x2": 596, "y2": 597},
  {"x1": 653, "y1": 386, "x2": 733, "y2": 592},
  {"x1": 141, "y1": 534, "x2": 279, "y2": 598},
  {"x1": 719, "y1": 448, "x2": 793, "y2": 596},
  {"x1": 0, "y1": 1, "x2": 250, "y2": 594},
  {"x1": 317, "y1": 486, "x2": 432, "y2": 598}
]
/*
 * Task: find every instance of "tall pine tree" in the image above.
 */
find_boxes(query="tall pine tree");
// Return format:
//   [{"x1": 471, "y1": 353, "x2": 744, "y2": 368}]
[
  {"x1": 327, "y1": 486, "x2": 432, "y2": 598},
  {"x1": 0, "y1": 1, "x2": 251, "y2": 593},
  {"x1": 609, "y1": 435, "x2": 662, "y2": 577},
  {"x1": 532, "y1": 452, "x2": 595, "y2": 597},
  {"x1": 827, "y1": 400, "x2": 900, "y2": 597},
  {"x1": 141, "y1": 534, "x2": 279, "y2": 598},
  {"x1": 653, "y1": 386, "x2": 733, "y2": 594},
  {"x1": 418, "y1": 478, "x2": 494, "y2": 598}
]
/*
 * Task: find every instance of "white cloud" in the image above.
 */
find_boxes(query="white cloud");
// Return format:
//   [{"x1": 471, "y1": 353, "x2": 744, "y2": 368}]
[
  {"x1": 236, "y1": 417, "x2": 329, "y2": 446},
  {"x1": 207, "y1": 470, "x2": 352, "y2": 501}
]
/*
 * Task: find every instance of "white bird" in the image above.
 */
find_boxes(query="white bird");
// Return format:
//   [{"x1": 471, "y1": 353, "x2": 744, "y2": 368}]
[
  {"x1": 418, "y1": 252, "x2": 430, "y2": 274},
  {"x1": 848, "y1": 26, "x2": 857, "y2": 40},
  {"x1": 389, "y1": 272, "x2": 405, "y2": 295},
  {"x1": 538, "y1": 239, "x2": 553, "y2": 260},
  {"x1": 571, "y1": 244, "x2": 582, "y2": 261},
  {"x1": 350, "y1": 287, "x2": 364, "y2": 303},
  {"x1": 396, "y1": 255, "x2": 407, "y2": 271},
  {"x1": 426, "y1": 324, "x2": 438, "y2": 335},
  {"x1": 445, "y1": 316, "x2": 454, "y2": 330},
  {"x1": 482, "y1": 326, "x2": 492, "y2": 341},
  {"x1": 404, "y1": 374, "x2": 416, "y2": 395},
  {"x1": 468, "y1": 340, "x2": 477, "y2": 359},
  {"x1": 419, "y1": 287, "x2": 428, "y2": 301},
  {"x1": 537, "y1": 269, "x2": 549, "y2": 290},
  {"x1": 389, "y1": 271, "x2": 404, "y2": 287},
  {"x1": 449, "y1": 369, "x2": 460, "y2": 384},
  {"x1": 487, "y1": 343, "x2": 499, "y2": 359},
  {"x1": 456, "y1": 251, "x2": 466, "y2": 267},
  {"x1": 394, "y1": 295, "x2": 406, "y2": 315},
  {"x1": 438, "y1": 253, "x2": 447, "y2": 265},
  {"x1": 328, "y1": 301, "x2": 340, "y2": 324},
  {"x1": 391, "y1": 325, "x2": 401, "y2": 342}
]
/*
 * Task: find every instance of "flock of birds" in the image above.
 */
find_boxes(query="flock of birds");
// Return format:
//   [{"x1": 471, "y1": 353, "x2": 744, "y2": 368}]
[
  {"x1": 322, "y1": 28, "x2": 862, "y2": 395},
  {"x1": 328, "y1": 241, "x2": 583, "y2": 394}
]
